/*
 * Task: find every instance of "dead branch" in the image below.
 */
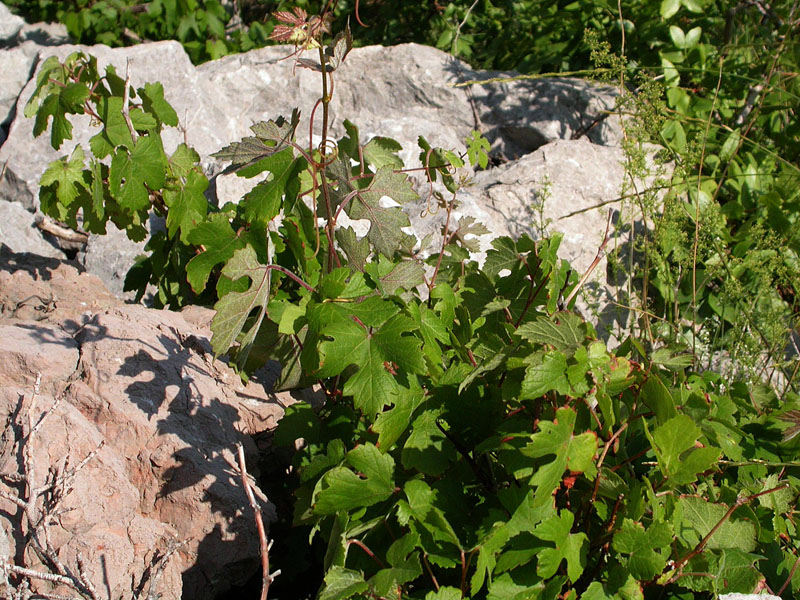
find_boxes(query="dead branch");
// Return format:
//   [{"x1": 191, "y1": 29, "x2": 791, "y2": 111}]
[
  {"x1": 236, "y1": 443, "x2": 279, "y2": 600},
  {"x1": 122, "y1": 60, "x2": 138, "y2": 145},
  {"x1": 35, "y1": 216, "x2": 89, "y2": 245},
  {"x1": 563, "y1": 209, "x2": 614, "y2": 307},
  {"x1": 0, "y1": 375, "x2": 103, "y2": 599},
  {"x1": 144, "y1": 538, "x2": 188, "y2": 600}
]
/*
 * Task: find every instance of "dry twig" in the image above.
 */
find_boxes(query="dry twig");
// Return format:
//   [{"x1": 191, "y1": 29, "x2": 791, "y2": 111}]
[
  {"x1": 0, "y1": 375, "x2": 112, "y2": 599},
  {"x1": 236, "y1": 443, "x2": 279, "y2": 600}
]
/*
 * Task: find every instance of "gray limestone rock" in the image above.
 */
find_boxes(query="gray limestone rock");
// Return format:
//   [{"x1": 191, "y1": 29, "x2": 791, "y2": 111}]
[
  {"x1": 406, "y1": 137, "x2": 641, "y2": 341},
  {"x1": 0, "y1": 41, "x2": 40, "y2": 129},
  {"x1": 15, "y1": 20, "x2": 70, "y2": 46},
  {"x1": 0, "y1": 200, "x2": 65, "y2": 258},
  {"x1": 430, "y1": 138, "x2": 625, "y2": 276},
  {"x1": 719, "y1": 595, "x2": 782, "y2": 600},
  {"x1": 0, "y1": 2, "x2": 24, "y2": 43},
  {"x1": 79, "y1": 215, "x2": 164, "y2": 301}
]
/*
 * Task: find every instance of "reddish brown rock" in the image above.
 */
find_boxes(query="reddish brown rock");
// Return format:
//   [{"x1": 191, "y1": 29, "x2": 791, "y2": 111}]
[{"x1": 0, "y1": 247, "x2": 293, "y2": 599}]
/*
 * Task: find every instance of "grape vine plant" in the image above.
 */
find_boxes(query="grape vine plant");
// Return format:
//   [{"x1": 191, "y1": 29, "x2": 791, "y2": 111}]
[{"x1": 25, "y1": 6, "x2": 800, "y2": 600}]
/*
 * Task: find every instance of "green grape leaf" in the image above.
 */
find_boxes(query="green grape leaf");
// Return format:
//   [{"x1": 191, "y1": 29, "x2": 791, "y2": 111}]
[
  {"x1": 32, "y1": 80, "x2": 90, "y2": 150},
  {"x1": 370, "y1": 260, "x2": 425, "y2": 294},
  {"x1": 369, "y1": 533, "x2": 422, "y2": 597},
  {"x1": 459, "y1": 349, "x2": 510, "y2": 394},
  {"x1": 210, "y1": 245, "x2": 271, "y2": 363},
  {"x1": 338, "y1": 120, "x2": 361, "y2": 159},
  {"x1": 402, "y1": 408, "x2": 457, "y2": 476},
  {"x1": 101, "y1": 63, "x2": 127, "y2": 97},
  {"x1": 470, "y1": 490, "x2": 555, "y2": 594},
  {"x1": 240, "y1": 149, "x2": 305, "y2": 225},
  {"x1": 521, "y1": 351, "x2": 570, "y2": 399},
  {"x1": 169, "y1": 144, "x2": 202, "y2": 179},
  {"x1": 650, "y1": 346, "x2": 695, "y2": 370},
  {"x1": 516, "y1": 313, "x2": 587, "y2": 351},
  {"x1": 96, "y1": 96, "x2": 135, "y2": 150},
  {"x1": 483, "y1": 237, "x2": 522, "y2": 281},
  {"x1": 33, "y1": 94, "x2": 72, "y2": 150},
  {"x1": 163, "y1": 169, "x2": 209, "y2": 242},
  {"x1": 318, "y1": 566, "x2": 369, "y2": 600},
  {"x1": 758, "y1": 474, "x2": 793, "y2": 514},
  {"x1": 647, "y1": 415, "x2": 719, "y2": 485},
  {"x1": 88, "y1": 129, "x2": 114, "y2": 160},
  {"x1": 363, "y1": 136, "x2": 404, "y2": 169},
  {"x1": 466, "y1": 129, "x2": 490, "y2": 169},
  {"x1": 140, "y1": 81, "x2": 179, "y2": 126},
  {"x1": 373, "y1": 389, "x2": 426, "y2": 451},
  {"x1": 325, "y1": 153, "x2": 359, "y2": 218},
  {"x1": 85, "y1": 157, "x2": 107, "y2": 232},
  {"x1": 581, "y1": 570, "x2": 643, "y2": 600},
  {"x1": 129, "y1": 108, "x2": 158, "y2": 131},
  {"x1": 309, "y1": 303, "x2": 423, "y2": 419},
  {"x1": 522, "y1": 407, "x2": 597, "y2": 505},
  {"x1": 534, "y1": 510, "x2": 587, "y2": 581},
  {"x1": 399, "y1": 479, "x2": 462, "y2": 549},
  {"x1": 336, "y1": 227, "x2": 370, "y2": 272},
  {"x1": 25, "y1": 55, "x2": 66, "y2": 119},
  {"x1": 713, "y1": 549, "x2": 761, "y2": 595},
  {"x1": 348, "y1": 167, "x2": 418, "y2": 257},
  {"x1": 486, "y1": 570, "x2": 548, "y2": 600},
  {"x1": 676, "y1": 496, "x2": 757, "y2": 552},
  {"x1": 39, "y1": 144, "x2": 87, "y2": 207},
  {"x1": 211, "y1": 110, "x2": 300, "y2": 170},
  {"x1": 186, "y1": 212, "x2": 246, "y2": 293},
  {"x1": 326, "y1": 23, "x2": 353, "y2": 71},
  {"x1": 314, "y1": 443, "x2": 395, "y2": 514},
  {"x1": 60, "y1": 81, "x2": 91, "y2": 112},
  {"x1": 407, "y1": 303, "x2": 449, "y2": 368},
  {"x1": 641, "y1": 375, "x2": 677, "y2": 423},
  {"x1": 670, "y1": 446, "x2": 720, "y2": 486},
  {"x1": 417, "y1": 136, "x2": 464, "y2": 192},
  {"x1": 424, "y1": 588, "x2": 462, "y2": 600},
  {"x1": 318, "y1": 268, "x2": 351, "y2": 300},
  {"x1": 450, "y1": 216, "x2": 490, "y2": 253},
  {"x1": 612, "y1": 519, "x2": 673, "y2": 580},
  {"x1": 109, "y1": 134, "x2": 166, "y2": 210}
]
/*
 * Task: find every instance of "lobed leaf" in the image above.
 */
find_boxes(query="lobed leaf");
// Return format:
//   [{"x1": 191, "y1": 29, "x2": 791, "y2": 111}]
[
  {"x1": 314, "y1": 443, "x2": 395, "y2": 514},
  {"x1": 39, "y1": 144, "x2": 88, "y2": 207},
  {"x1": 163, "y1": 169, "x2": 208, "y2": 242},
  {"x1": 523, "y1": 407, "x2": 597, "y2": 505},
  {"x1": 347, "y1": 166, "x2": 418, "y2": 258},
  {"x1": 210, "y1": 245, "x2": 271, "y2": 363},
  {"x1": 533, "y1": 510, "x2": 587, "y2": 581},
  {"x1": 186, "y1": 212, "x2": 246, "y2": 293},
  {"x1": 211, "y1": 110, "x2": 300, "y2": 170}
]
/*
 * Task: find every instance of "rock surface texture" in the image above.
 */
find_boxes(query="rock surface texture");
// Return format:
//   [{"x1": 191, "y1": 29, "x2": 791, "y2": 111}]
[
  {"x1": 0, "y1": 3, "x2": 643, "y2": 597},
  {"x1": 0, "y1": 248, "x2": 295, "y2": 599}
]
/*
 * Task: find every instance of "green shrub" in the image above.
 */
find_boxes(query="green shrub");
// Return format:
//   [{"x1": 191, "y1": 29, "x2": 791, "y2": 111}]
[{"x1": 24, "y1": 4, "x2": 800, "y2": 597}]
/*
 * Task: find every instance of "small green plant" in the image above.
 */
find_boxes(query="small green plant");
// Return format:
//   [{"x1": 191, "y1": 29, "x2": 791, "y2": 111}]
[{"x1": 24, "y1": 5, "x2": 800, "y2": 600}]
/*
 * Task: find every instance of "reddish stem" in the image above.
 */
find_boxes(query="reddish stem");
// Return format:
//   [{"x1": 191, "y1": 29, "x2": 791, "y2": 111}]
[
  {"x1": 266, "y1": 264, "x2": 316, "y2": 293},
  {"x1": 347, "y1": 539, "x2": 385, "y2": 568}
]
